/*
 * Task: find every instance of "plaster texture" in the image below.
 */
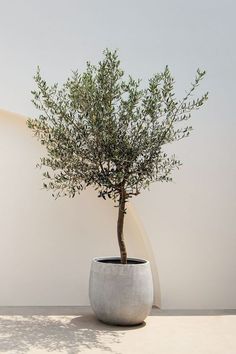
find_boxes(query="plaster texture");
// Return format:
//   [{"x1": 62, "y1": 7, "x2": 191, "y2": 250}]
[{"x1": 0, "y1": 0, "x2": 236, "y2": 310}]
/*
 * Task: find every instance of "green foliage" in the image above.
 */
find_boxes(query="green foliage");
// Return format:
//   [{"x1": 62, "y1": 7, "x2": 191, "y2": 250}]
[{"x1": 27, "y1": 49, "x2": 208, "y2": 201}]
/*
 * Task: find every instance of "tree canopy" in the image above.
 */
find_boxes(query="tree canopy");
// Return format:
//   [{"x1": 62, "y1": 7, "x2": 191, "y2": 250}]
[{"x1": 28, "y1": 49, "x2": 208, "y2": 203}]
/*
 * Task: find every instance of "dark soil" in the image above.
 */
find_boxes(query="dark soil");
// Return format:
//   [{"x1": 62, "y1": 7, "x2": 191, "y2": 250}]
[{"x1": 97, "y1": 258, "x2": 146, "y2": 265}]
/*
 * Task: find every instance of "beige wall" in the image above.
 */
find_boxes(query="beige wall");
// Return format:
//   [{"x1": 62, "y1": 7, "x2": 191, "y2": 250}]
[
  {"x1": 134, "y1": 116, "x2": 236, "y2": 309},
  {"x1": 0, "y1": 109, "x2": 160, "y2": 306},
  {"x1": 0, "y1": 108, "x2": 236, "y2": 309}
]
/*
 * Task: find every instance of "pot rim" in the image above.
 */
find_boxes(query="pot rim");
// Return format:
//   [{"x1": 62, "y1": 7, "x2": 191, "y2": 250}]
[{"x1": 92, "y1": 256, "x2": 149, "y2": 266}]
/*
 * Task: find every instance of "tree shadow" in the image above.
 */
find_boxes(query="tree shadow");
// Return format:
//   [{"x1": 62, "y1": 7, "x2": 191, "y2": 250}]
[{"x1": 0, "y1": 312, "x2": 145, "y2": 353}]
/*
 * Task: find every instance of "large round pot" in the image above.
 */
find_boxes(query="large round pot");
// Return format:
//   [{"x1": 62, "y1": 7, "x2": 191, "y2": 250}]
[{"x1": 89, "y1": 257, "x2": 153, "y2": 326}]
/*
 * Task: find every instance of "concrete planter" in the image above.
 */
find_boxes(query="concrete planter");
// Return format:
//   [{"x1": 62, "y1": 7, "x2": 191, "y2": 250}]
[{"x1": 89, "y1": 257, "x2": 153, "y2": 325}]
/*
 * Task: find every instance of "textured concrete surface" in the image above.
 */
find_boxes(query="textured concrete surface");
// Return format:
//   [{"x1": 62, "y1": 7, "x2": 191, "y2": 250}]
[
  {"x1": 89, "y1": 258, "x2": 153, "y2": 325},
  {"x1": 0, "y1": 307, "x2": 235, "y2": 354}
]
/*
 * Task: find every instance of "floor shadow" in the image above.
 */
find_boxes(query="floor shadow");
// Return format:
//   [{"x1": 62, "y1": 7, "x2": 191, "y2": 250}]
[
  {"x1": 71, "y1": 313, "x2": 146, "y2": 330},
  {"x1": 0, "y1": 312, "x2": 145, "y2": 354}
]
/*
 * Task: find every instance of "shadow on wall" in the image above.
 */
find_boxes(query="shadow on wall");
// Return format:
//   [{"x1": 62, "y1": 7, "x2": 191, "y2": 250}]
[
  {"x1": 0, "y1": 108, "x2": 161, "y2": 307},
  {"x1": 0, "y1": 313, "x2": 144, "y2": 354}
]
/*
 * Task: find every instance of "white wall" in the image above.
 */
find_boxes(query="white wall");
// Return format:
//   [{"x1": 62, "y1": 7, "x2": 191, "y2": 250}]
[
  {"x1": 0, "y1": 0, "x2": 236, "y2": 309},
  {"x1": 1, "y1": 105, "x2": 235, "y2": 309},
  {"x1": 0, "y1": 110, "x2": 160, "y2": 306}
]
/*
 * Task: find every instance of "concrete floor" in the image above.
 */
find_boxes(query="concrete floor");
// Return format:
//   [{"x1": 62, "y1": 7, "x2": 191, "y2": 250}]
[{"x1": 0, "y1": 307, "x2": 235, "y2": 354}]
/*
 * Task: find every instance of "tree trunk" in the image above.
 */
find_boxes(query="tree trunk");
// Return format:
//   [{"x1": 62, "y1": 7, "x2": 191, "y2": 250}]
[{"x1": 117, "y1": 187, "x2": 127, "y2": 264}]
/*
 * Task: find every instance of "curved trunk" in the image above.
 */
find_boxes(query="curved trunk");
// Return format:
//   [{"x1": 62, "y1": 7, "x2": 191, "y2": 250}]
[{"x1": 117, "y1": 188, "x2": 127, "y2": 264}]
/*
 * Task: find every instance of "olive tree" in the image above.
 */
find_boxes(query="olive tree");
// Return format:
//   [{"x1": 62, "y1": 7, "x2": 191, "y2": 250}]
[{"x1": 27, "y1": 49, "x2": 208, "y2": 264}]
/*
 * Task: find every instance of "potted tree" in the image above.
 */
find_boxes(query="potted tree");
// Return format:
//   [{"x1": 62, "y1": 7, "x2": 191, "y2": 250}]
[{"x1": 27, "y1": 49, "x2": 208, "y2": 325}]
